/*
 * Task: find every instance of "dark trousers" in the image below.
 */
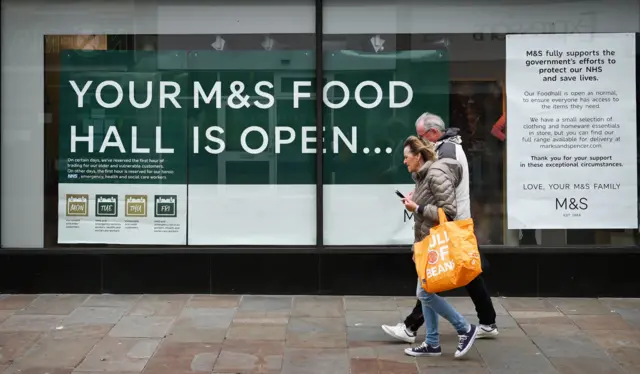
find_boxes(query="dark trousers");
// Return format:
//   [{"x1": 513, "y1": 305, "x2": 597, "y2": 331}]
[{"x1": 404, "y1": 274, "x2": 497, "y2": 331}]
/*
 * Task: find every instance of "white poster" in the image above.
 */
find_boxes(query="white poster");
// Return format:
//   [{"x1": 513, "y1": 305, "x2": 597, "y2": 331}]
[
  {"x1": 506, "y1": 33, "x2": 637, "y2": 229},
  {"x1": 58, "y1": 183, "x2": 187, "y2": 244}
]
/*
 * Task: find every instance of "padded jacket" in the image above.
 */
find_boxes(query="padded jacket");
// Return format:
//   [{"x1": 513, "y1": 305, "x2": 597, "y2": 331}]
[{"x1": 411, "y1": 158, "x2": 463, "y2": 244}]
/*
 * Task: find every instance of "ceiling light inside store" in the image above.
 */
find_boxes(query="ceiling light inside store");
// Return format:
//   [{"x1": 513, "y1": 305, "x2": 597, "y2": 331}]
[
  {"x1": 261, "y1": 35, "x2": 275, "y2": 51},
  {"x1": 370, "y1": 35, "x2": 385, "y2": 53},
  {"x1": 211, "y1": 35, "x2": 226, "y2": 51}
]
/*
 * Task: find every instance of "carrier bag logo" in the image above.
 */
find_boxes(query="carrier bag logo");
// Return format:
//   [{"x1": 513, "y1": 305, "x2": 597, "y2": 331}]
[
  {"x1": 125, "y1": 195, "x2": 147, "y2": 217},
  {"x1": 96, "y1": 195, "x2": 118, "y2": 217},
  {"x1": 66, "y1": 194, "x2": 89, "y2": 216},
  {"x1": 154, "y1": 195, "x2": 177, "y2": 218}
]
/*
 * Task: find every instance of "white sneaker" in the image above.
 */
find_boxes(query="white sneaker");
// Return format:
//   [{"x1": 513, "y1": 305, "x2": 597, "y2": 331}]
[
  {"x1": 477, "y1": 324, "x2": 499, "y2": 339},
  {"x1": 381, "y1": 323, "x2": 416, "y2": 343}
]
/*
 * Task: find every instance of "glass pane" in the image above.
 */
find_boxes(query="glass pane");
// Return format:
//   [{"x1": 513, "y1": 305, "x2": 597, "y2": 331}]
[
  {"x1": 322, "y1": 0, "x2": 639, "y2": 248},
  {"x1": 42, "y1": 1, "x2": 317, "y2": 247}
]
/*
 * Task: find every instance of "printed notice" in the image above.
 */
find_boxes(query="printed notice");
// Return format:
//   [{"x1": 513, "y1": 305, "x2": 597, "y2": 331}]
[
  {"x1": 57, "y1": 185, "x2": 187, "y2": 244},
  {"x1": 506, "y1": 33, "x2": 637, "y2": 229}
]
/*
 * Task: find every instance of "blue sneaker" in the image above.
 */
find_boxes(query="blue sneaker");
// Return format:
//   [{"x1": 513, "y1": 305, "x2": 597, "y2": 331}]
[
  {"x1": 455, "y1": 324, "x2": 479, "y2": 358},
  {"x1": 404, "y1": 342, "x2": 442, "y2": 357}
]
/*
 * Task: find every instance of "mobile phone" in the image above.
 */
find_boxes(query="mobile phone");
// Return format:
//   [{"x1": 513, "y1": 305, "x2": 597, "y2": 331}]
[{"x1": 395, "y1": 190, "x2": 405, "y2": 199}]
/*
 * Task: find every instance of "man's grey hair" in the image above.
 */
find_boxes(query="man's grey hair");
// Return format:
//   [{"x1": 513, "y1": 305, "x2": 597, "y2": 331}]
[{"x1": 415, "y1": 112, "x2": 445, "y2": 132}]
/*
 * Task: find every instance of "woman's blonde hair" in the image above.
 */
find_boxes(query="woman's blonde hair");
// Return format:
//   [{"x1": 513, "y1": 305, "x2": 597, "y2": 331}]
[{"x1": 403, "y1": 135, "x2": 437, "y2": 162}]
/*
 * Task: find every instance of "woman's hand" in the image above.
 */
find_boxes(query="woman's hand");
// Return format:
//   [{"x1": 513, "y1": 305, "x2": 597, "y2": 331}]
[{"x1": 402, "y1": 198, "x2": 418, "y2": 212}]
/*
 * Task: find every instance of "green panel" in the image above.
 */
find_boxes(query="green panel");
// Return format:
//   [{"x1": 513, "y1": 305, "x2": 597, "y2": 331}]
[
  {"x1": 323, "y1": 50, "x2": 449, "y2": 184},
  {"x1": 59, "y1": 51, "x2": 188, "y2": 185},
  {"x1": 186, "y1": 51, "x2": 316, "y2": 185},
  {"x1": 59, "y1": 50, "x2": 447, "y2": 186}
]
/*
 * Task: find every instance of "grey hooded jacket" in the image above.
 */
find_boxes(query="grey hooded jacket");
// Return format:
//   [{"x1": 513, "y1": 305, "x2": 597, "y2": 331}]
[{"x1": 411, "y1": 158, "x2": 463, "y2": 243}]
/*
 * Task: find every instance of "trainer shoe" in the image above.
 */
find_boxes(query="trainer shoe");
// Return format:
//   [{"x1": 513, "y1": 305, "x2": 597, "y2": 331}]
[
  {"x1": 477, "y1": 324, "x2": 499, "y2": 339},
  {"x1": 454, "y1": 324, "x2": 479, "y2": 358},
  {"x1": 404, "y1": 342, "x2": 442, "y2": 357},
  {"x1": 381, "y1": 323, "x2": 416, "y2": 343}
]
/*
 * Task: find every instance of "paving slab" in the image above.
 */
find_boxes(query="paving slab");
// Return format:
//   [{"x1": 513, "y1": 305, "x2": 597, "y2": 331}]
[
  {"x1": 214, "y1": 340, "x2": 284, "y2": 373},
  {"x1": 344, "y1": 296, "x2": 398, "y2": 311},
  {"x1": 281, "y1": 347, "x2": 350, "y2": 374},
  {"x1": 186, "y1": 295, "x2": 240, "y2": 309},
  {"x1": 109, "y1": 316, "x2": 175, "y2": 338},
  {"x1": 0, "y1": 331, "x2": 41, "y2": 365},
  {"x1": 549, "y1": 298, "x2": 614, "y2": 315},
  {"x1": 286, "y1": 317, "x2": 347, "y2": 348},
  {"x1": 0, "y1": 295, "x2": 37, "y2": 311},
  {"x1": 142, "y1": 340, "x2": 220, "y2": 374},
  {"x1": 0, "y1": 315, "x2": 65, "y2": 332},
  {"x1": 82, "y1": 295, "x2": 141, "y2": 308},
  {"x1": 292, "y1": 296, "x2": 344, "y2": 318},
  {"x1": 75, "y1": 336, "x2": 160, "y2": 372},
  {"x1": 0, "y1": 310, "x2": 14, "y2": 325},
  {"x1": 17, "y1": 295, "x2": 88, "y2": 315},
  {"x1": 0, "y1": 295, "x2": 636, "y2": 374},
  {"x1": 127, "y1": 294, "x2": 190, "y2": 317},
  {"x1": 63, "y1": 306, "x2": 128, "y2": 325},
  {"x1": 6, "y1": 336, "x2": 99, "y2": 371}
]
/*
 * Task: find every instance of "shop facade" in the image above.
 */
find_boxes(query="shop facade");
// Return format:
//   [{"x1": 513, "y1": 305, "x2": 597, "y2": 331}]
[{"x1": 1, "y1": 0, "x2": 639, "y2": 296}]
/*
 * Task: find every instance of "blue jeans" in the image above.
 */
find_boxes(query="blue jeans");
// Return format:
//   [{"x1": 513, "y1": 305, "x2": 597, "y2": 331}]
[{"x1": 416, "y1": 280, "x2": 470, "y2": 346}]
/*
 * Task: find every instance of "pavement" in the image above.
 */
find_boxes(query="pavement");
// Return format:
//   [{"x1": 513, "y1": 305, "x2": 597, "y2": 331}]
[{"x1": 0, "y1": 295, "x2": 639, "y2": 374}]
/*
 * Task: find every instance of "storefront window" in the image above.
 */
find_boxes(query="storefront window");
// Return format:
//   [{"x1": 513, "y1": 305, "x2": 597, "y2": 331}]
[
  {"x1": 24, "y1": 0, "x2": 640, "y2": 249},
  {"x1": 321, "y1": 0, "x2": 639, "y2": 247}
]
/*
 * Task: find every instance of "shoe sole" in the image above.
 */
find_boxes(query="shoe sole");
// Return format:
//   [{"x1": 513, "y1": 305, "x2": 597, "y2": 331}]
[
  {"x1": 454, "y1": 326, "x2": 479, "y2": 359},
  {"x1": 476, "y1": 329, "x2": 499, "y2": 339},
  {"x1": 404, "y1": 349, "x2": 442, "y2": 357},
  {"x1": 382, "y1": 325, "x2": 416, "y2": 344}
]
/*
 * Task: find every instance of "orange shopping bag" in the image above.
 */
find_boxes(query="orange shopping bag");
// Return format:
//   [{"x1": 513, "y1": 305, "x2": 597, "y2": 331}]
[{"x1": 414, "y1": 208, "x2": 482, "y2": 293}]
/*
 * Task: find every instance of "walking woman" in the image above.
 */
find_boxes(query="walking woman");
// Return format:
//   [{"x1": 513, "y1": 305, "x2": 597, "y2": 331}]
[{"x1": 400, "y1": 136, "x2": 478, "y2": 359}]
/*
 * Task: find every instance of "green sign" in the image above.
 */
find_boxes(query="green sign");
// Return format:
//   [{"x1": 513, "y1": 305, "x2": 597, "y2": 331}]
[{"x1": 58, "y1": 49, "x2": 449, "y2": 246}]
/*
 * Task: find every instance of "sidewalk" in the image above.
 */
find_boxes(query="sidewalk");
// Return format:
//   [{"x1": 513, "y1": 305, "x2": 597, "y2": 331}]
[{"x1": 0, "y1": 295, "x2": 638, "y2": 374}]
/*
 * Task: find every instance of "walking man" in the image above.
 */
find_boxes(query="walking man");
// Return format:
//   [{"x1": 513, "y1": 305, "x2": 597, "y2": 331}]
[{"x1": 382, "y1": 112, "x2": 499, "y2": 342}]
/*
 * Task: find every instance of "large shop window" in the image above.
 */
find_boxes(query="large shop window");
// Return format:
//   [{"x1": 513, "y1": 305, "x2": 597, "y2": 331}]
[
  {"x1": 45, "y1": 33, "x2": 317, "y2": 246},
  {"x1": 40, "y1": 1, "x2": 639, "y2": 249}
]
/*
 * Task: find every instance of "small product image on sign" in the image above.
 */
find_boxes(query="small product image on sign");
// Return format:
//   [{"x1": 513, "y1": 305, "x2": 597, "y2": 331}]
[
  {"x1": 95, "y1": 194, "x2": 118, "y2": 217},
  {"x1": 125, "y1": 195, "x2": 147, "y2": 217},
  {"x1": 154, "y1": 195, "x2": 177, "y2": 218},
  {"x1": 66, "y1": 194, "x2": 89, "y2": 216}
]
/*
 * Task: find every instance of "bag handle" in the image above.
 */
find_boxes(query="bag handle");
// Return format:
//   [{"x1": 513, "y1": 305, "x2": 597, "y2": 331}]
[{"x1": 438, "y1": 208, "x2": 449, "y2": 224}]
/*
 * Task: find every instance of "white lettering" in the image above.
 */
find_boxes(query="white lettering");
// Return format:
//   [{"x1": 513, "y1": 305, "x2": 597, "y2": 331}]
[
  {"x1": 204, "y1": 126, "x2": 225, "y2": 154},
  {"x1": 293, "y1": 81, "x2": 312, "y2": 108},
  {"x1": 131, "y1": 126, "x2": 150, "y2": 153},
  {"x1": 194, "y1": 81, "x2": 221, "y2": 109},
  {"x1": 95, "y1": 80, "x2": 123, "y2": 109},
  {"x1": 99, "y1": 126, "x2": 126, "y2": 153},
  {"x1": 389, "y1": 81, "x2": 413, "y2": 108},
  {"x1": 69, "y1": 80, "x2": 92, "y2": 108},
  {"x1": 160, "y1": 81, "x2": 181, "y2": 109},
  {"x1": 253, "y1": 81, "x2": 274, "y2": 109},
  {"x1": 129, "y1": 81, "x2": 153, "y2": 109},
  {"x1": 333, "y1": 126, "x2": 357, "y2": 153},
  {"x1": 354, "y1": 81, "x2": 383, "y2": 109},
  {"x1": 241, "y1": 126, "x2": 269, "y2": 154},
  {"x1": 155, "y1": 127, "x2": 174, "y2": 153},
  {"x1": 323, "y1": 81, "x2": 350, "y2": 109},
  {"x1": 70, "y1": 125, "x2": 93, "y2": 153},
  {"x1": 275, "y1": 127, "x2": 296, "y2": 153}
]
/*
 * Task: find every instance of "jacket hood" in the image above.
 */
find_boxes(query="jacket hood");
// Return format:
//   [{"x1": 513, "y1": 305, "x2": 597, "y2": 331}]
[{"x1": 437, "y1": 127, "x2": 463, "y2": 145}]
